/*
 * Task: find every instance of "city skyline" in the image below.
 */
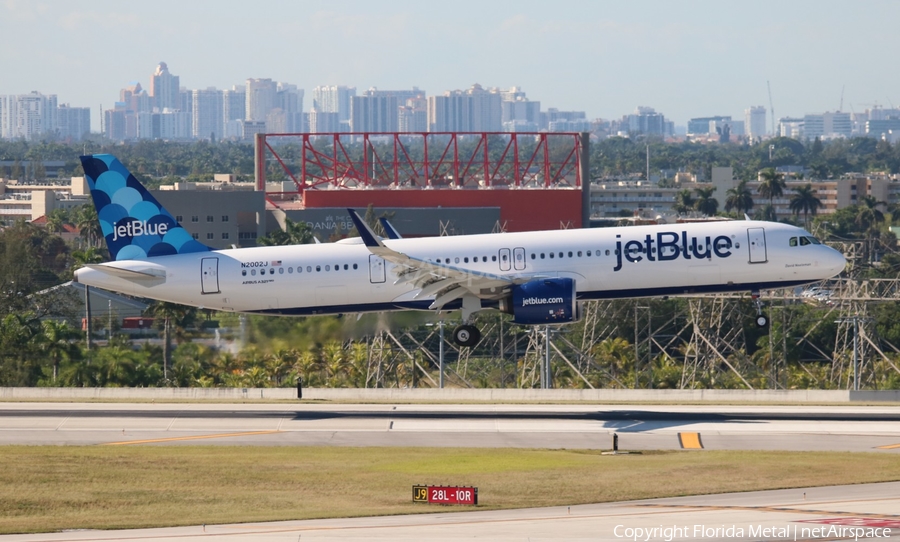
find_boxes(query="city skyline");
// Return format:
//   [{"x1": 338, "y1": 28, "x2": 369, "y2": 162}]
[{"x1": 2, "y1": 0, "x2": 899, "y2": 133}]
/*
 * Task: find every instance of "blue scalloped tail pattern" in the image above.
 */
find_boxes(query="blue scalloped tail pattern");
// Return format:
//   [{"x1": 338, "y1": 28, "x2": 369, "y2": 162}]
[{"x1": 79, "y1": 154, "x2": 211, "y2": 261}]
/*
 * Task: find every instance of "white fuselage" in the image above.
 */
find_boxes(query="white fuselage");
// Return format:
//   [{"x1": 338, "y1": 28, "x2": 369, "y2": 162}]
[{"x1": 74, "y1": 220, "x2": 846, "y2": 316}]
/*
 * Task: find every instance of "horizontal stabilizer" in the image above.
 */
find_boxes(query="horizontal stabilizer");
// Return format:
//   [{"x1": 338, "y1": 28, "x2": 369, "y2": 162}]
[{"x1": 84, "y1": 264, "x2": 166, "y2": 285}]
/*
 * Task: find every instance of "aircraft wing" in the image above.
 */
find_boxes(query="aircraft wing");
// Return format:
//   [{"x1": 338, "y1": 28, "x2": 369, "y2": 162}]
[{"x1": 348, "y1": 209, "x2": 517, "y2": 309}]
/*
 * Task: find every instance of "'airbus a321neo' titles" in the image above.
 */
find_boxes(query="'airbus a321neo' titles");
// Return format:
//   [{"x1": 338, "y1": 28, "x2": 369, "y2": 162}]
[{"x1": 74, "y1": 155, "x2": 846, "y2": 346}]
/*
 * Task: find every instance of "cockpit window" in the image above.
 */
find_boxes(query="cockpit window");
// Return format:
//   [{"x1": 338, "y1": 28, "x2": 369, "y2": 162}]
[
  {"x1": 790, "y1": 237, "x2": 798, "y2": 247},
  {"x1": 800, "y1": 237, "x2": 811, "y2": 246},
  {"x1": 807, "y1": 236, "x2": 821, "y2": 245}
]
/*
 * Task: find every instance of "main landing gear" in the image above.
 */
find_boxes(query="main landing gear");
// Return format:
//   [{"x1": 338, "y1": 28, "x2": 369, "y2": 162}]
[
  {"x1": 751, "y1": 290, "x2": 768, "y2": 328},
  {"x1": 452, "y1": 324, "x2": 481, "y2": 348}
]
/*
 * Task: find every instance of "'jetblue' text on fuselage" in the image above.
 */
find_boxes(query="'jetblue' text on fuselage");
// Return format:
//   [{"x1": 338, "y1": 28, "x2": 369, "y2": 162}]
[{"x1": 613, "y1": 232, "x2": 734, "y2": 272}]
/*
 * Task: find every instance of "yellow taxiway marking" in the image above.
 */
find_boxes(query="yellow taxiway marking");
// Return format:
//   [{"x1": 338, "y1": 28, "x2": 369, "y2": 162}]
[
  {"x1": 876, "y1": 442, "x2": 900, "y2": 449},
  {"x1": 102, "y1": 430, "x2": 281, "y2": 446},
  {"x1": 678, "y1": 432, "x2": 703, "y2": 449}
]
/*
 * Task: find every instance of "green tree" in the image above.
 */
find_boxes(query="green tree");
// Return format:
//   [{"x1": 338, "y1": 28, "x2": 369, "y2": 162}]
[
  {"x1": 789, "y1": 184, "x2": 822, "y2": 228},
  {"x1": 724, "y1": 180, "x2": 754, "y2": 215},
  {"x1": 257, "y1": 218, "x2": 315, "y2": 246},
  {"x1": 693, "y1": 186, "x2": 719, "y2": 216},
  {"x1": 39, "y1": 320, "x2": 80, "y2": 383},
  {"x1": 757, "y1": 168, "x2": 786, "y2": 207},
  {"x1": 673, "y1": 189, "x2": 695, "y2": 214}
]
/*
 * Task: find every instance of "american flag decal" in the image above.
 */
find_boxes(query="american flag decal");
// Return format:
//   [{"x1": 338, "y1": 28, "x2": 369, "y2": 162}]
[{"x1": 271, "y1": 260, "x2": 282, "y2": 266}]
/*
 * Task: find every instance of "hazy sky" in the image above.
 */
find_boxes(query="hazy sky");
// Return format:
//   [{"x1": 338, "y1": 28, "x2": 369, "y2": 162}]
[{"x1": 2, "y1": 0, "x2": 899, "y2": 130}]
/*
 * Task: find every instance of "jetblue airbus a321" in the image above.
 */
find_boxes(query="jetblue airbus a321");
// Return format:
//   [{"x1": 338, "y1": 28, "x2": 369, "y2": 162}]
[{"x1": 73, "y1": 154, "x2": 846, "y2": 346}]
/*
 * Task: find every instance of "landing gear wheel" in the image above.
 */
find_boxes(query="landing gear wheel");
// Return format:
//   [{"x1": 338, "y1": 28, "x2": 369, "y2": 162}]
[
  {"x1": 755, "y1": 314, "x2": 768, "y2": 328},
  {"x1": 452, "y1": 325, "x2": 481, "y2": 347}
]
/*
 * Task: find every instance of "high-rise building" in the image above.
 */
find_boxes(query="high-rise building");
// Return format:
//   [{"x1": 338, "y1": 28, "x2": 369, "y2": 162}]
[
  {"x1": 245, "y1": 78, "x2": 277, "y2": 123},
  {"x1": 57, "y1": 104, "x2": 90, "y2": 140},
  {"x1": 350, "y1": 95, "x2": 399, "y2": 132},
  {"x1": 308, "y1": 110, "x2": 340, "y2": 133},
  {"x1": 803, "y1": 112, "x2": 851, "y2": 139},
  {"x1": 428, "y1": 91, "x2": 467, "y2": 132},
  {"x1": 687, "y1": 115, "x2": 731, "y2": 136},
  {"x1": 0, "y1": 92, "x2": 58, "y2": 140},
  {"x1": 312, "y1": 85, "x2": 356, "y2": 129},
  {"x1": 149, "y1": 62, "x2": 180, "y2": 111},
  {"x1": 501, "y1": 92, "x2": 540, "y2": 132},
  {"x1": 399, "y1": 96, "x2": 428, "y2": 133},
  {"x1": 628, "y1": 107, "x2": 669, "y2": 136},
  {"x1": 193, "y1": 88, "x2": 223, "y2": 141},
  {"x1": 466, "y1": 84, "x2": 501, "y2": 132},
  {"x1": 745, "y1": 106, "x2": 767, "y2": 140},
  {"x1": 272, "y1": 83, "x2": 304, "y2": 132}
]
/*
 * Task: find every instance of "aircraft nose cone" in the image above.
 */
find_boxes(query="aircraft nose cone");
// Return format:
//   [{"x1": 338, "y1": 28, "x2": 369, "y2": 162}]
[{"x1": 825, "y1": 247, "x2": 846, "y2": 277}]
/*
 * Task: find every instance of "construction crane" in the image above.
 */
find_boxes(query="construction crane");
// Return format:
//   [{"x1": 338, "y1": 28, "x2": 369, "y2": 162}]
[
  {"x1": 767, "y1": 81, "x2": 775, "y2": 136},
  {"x1": 840, "y1": 85, "x2": 845, "y2": 112}
]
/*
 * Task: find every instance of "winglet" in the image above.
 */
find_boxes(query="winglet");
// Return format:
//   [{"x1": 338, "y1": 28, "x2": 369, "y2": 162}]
[
  {"x1": 379, "y1": 217, "x2": 403, "y2": 239},
  {"x1": 348, "y1": 209, "x2": 385, "y2": 248}
]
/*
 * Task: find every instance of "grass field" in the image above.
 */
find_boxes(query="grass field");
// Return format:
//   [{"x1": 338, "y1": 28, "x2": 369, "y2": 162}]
[{"x1": 1, "y1": 446, "x2": 899, "y2": 534}]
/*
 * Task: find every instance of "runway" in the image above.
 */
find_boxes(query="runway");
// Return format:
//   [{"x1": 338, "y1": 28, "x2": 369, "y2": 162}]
[
  {"x1": 1, "y1": 481, "x2": 898, "y2": 541},
  {"x1": 1, "y1": 402, "x2": 900, "y2": 452}
]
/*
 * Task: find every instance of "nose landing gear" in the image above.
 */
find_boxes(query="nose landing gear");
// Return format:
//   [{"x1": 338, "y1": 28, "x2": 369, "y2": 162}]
[{"x1": 752, "y1": 291, "x2": 768, "y2": 328}]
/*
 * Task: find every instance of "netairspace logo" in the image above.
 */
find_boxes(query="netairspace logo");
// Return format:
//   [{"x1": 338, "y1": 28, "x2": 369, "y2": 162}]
[
  {"x1": 522, "y1": 296, "x2": 564, "y2": 306},
  {"x1": 112, "y1": 220, "x2": 169, "y2": 242},
  {"x1": 612, "y1": 523, "x2": 892, "y2": 541}
]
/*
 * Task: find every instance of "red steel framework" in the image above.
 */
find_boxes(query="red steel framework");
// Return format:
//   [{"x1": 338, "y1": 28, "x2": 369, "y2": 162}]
[{"x1": 255, "y1": 132, "x2": 584, "y2": 196}]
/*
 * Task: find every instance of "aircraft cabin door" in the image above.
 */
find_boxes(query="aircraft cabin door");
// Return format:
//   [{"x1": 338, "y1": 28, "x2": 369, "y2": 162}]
[
  {"x1": 747, "y1": 227, "x2": 768, "y2": 263},
  {"x1": 369, "y1": 254, "x2": 386, "y2": 283},
  {"x1": 499, "y1": 248, "x2": 511, "y2": 271},
  {"x1": 513, "y1": 247, "x2": 526, "y2": 271},
  {"x1": 201, "y1": 257, "x2": 220, "y2": 294}
]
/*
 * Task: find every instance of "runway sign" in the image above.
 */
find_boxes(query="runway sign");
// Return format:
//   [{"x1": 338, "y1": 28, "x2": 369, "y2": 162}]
[{"x1": 413, "y1": 485, "x2": 477, "y2": 505}]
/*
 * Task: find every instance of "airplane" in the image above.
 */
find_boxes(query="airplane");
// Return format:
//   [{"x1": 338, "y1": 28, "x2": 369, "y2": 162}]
[{"x1": 74, "y1": 154, "x2": 846, "y2": 347}]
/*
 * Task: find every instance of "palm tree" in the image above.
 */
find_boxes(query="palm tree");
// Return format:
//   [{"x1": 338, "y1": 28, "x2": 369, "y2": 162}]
[
  {"x1": 75, "y1": 204, "x2": 102, "y2": 249},
  {"x1": 145, "y1": 301, "x2": 194, "y2": 381},
  {"x1": 673, "y1": 189, "x2": 695, "y2": 215},
  {"x1": 789, "y1": 184, "x2": 822, "y2": 228},
  {"x1": 757, "y1": 168, "x2": 786, "y2": 208},
  {"x1": 693, "y1": 186, "x2": 719, "y2": 216},
  {"x1": 855, "y1": 196, "x2": 885, "y2": 235},
  {"x1": 40, "y1": 320, "x2": 79, "y2": 382},
  {"x1": 724, "y1": 180, "x2": 754, "y2": 215}
]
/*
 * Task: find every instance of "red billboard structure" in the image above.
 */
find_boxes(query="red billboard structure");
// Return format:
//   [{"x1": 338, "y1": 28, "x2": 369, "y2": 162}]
[{"x1": 254, "y1": 132, "x2": 589, "y2": 232}]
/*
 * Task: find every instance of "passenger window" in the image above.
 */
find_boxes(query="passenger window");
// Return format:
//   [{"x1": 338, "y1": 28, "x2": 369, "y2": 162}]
[
  {"x1": 558, "y1": 252, "x2": 563, "y2": 258},
  {"x1": 531, "y1": 253, "x2": 536, "y2": 260},
  {"x1": 269, "y1": 268, "x2": 274, "y2": 275},
  {"x1": 279, "y1": 268, "x2": 284, "y2": 274},
  {"x1": 242, "y1": 270, "x2": 247, "y2": 276},
  {"x1": 587, "y1": 250, "x2": 592, "y2": 256},
  {"x1": 577, "y1": 251, "x2": 582, "y2": 257},
  {"x1": 541, "y1": 253, "x2": 545, "y2": 259},
  {"x1": 483, "y1": 256, "x2": 488, "y2": 261},
  {"x1": 316, "y1": 265, "x2": 321, "y2": 272},
  {"x1": 325, "y1": 265, "x2": 331, "y2": 271},
  {"x1": 568, "y1": 251, "x2": 573, "y2": 257},
  {"x1": 492, "y1": 256, "x2": 497, "y2": 262},
  {"x1": 251, "y1": 269, "x2": 256, "y2": 276},
  {"x1": 790, "y1": 237, "x2": 798, "y2": 247},
  {"x1": 288, "y1": 267, "x2": 293, "y2": 273},
  {"x1": 549, "y1": 253, "x2": 555, "y2": 259},
  {"x1": 353, "y1": 264, "x2": 358, "y2": 269},
  {"x1": 344, "y1": 264, "x2": 348, "y2": 270},
  {"x1": 464, "y1": 257, "x2": 469, "y2": 263},
  {"x1": 454, "y1": 257, "x2": 460, "y2": 263},
  {"x1": 307, "y1": 266, "x2": 312, "y2": 272}
]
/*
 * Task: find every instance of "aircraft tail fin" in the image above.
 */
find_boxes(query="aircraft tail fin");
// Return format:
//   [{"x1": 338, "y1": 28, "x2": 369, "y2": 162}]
[{"x1": 79, "y1": 154, "x2": 212, "y2": 261}]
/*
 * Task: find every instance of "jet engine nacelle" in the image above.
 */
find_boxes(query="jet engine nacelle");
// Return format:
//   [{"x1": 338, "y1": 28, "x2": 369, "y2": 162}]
[{"x1": 499, "y1": 277, "x2": 580, "y2": 325}]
